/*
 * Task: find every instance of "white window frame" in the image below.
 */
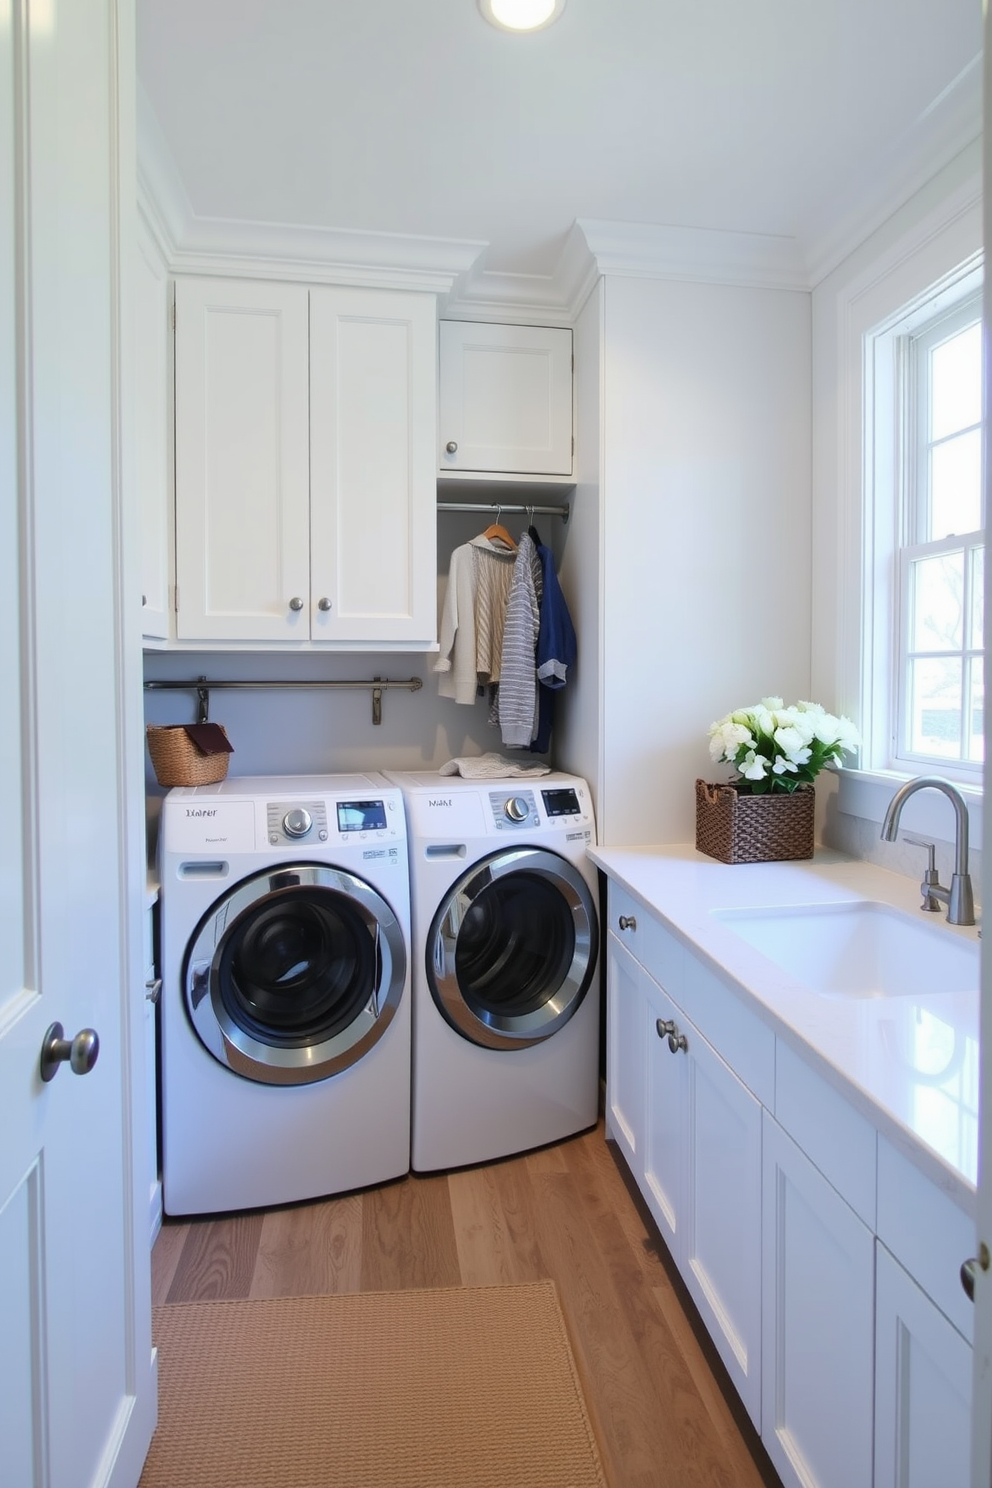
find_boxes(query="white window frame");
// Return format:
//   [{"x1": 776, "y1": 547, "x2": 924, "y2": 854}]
[{"x1": 862, "y1": 263, "x2": 984, "y2": 787}]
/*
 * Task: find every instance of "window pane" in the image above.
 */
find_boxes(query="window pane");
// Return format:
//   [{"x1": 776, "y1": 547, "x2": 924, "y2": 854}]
[
  {"x1": 967, "y1": 657, "x2": 984, "y2": 763},
  {"x1": 909, "y1": 657, "x2": 962, "y2": 758},
  {"x1": 930, "y1": 428, "x2": 982, "y2": 538},
  {"x1": 931, "y1": 321, "x2": 982, "y2": 440},
  {"x1": 911, "y1": 551, "x2": 964, "y2": 651},
  {"x1": 970, "y1": 546, "x2": 985, "y2": 651}
]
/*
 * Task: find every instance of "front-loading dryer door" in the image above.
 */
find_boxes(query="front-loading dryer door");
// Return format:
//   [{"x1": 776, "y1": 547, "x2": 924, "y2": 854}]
[
  {"x1": 183, "y1": 864, "x2": 406, "y2": 1085},
  {"x1": 427, "y1": 847, "x2": 598, "y2": 1050}
]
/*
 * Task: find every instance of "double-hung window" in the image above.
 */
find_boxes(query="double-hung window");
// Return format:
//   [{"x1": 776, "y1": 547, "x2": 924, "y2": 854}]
[{"x1": 864, "y1": 268, "x2": 984, "y2": 782}]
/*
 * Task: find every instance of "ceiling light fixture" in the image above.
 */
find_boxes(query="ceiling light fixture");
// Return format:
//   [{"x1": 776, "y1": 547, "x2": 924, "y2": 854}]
[{"x1": 478, "y1": 0, "x2": 566, "y2": 33}]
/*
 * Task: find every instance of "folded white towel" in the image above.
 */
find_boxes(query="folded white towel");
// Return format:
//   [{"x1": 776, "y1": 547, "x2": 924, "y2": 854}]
[{"x1": 439, "y1": 752, "x2": 551, "y2": 779}]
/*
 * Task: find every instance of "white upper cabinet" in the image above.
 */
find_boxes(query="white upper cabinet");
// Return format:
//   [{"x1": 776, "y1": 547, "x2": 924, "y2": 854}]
[
  {"x1": 173, "y1": 276, "x2": 437, "y2": 647},
  {"x1": 135, "y1": 219, "x2": 171, "y2": 640},
  {"x1": 174, "y1": 277, "x2": 311, "y2": 642},
  {"x1": 438, "y1": 320, "x2": 573, "y2": 478},
  {"x1": 310, "y1": 287, "x2": 437, "y2": 644}
]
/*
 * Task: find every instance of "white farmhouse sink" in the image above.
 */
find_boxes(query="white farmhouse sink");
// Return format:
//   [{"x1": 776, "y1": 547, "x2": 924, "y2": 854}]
[{"x1": 711, "y1": 901, "x2": 979, "y2": 1000}]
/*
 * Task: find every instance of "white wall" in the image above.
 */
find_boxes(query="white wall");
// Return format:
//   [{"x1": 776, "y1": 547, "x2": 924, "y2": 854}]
[
  {"x1": 556, "y1": 281, "x2": 604, "y2": 807},
  {"x1": 810, "y1": 138, "x2": 982, "y2": 878},
  {"x1": 594, "y1": 273, "x2": 812, "y2": 845}
]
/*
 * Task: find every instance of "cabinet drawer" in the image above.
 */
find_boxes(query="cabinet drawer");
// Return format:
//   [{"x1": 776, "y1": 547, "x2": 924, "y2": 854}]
[
  {"x1": 776, "y1": 1038, "x2": 876, "y2": 1226},
  {"x1": 877, "y1": 1137, "x2": 974, "y2": 1342},
  {"x1": 678, "y1": 951, "x2": 775, "y2": 1109},
  {"x1": 607, "y1": 886, "x2": 684, "y2": 1001}
]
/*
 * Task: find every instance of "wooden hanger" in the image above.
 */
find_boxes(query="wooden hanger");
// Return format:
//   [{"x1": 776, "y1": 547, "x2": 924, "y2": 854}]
[{"x1": 481, "y1": 508, "x2": 517, "y2": 550}]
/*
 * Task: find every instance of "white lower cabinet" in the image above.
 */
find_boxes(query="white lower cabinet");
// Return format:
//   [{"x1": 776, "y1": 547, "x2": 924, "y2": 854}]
[
  {"x1": 606, "y1": 928, "x2": 762, "y2": 1425},
  {"x1": 874, "y1": 1242, "x2": 972, "y2": 1488},
  {"x1": 761, "y1": 1113, "x2": 875, "y2": 1488},
  {"x1": 603, "y1": 880, "x2": 977, "y2": 1488}
]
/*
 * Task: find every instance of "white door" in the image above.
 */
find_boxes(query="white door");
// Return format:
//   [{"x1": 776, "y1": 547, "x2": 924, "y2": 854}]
[
  {"x1": 173, "y1": 276, "x2": 311, "y2": 642},
  {"x1": 309, "y1": 285, "x2": 437, "y2": 646},
  {"x1": 971, "y1": 11, "x2": 992, "y2": 1481},
  {"x1": 0, "y1": 2, "x2": 155, "y2": 1486}
]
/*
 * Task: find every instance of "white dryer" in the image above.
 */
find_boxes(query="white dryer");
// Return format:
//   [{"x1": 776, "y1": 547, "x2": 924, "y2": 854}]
[
  {"x1": 159, "y1": 773, "x2": 411, "y2": 1215},
  {"x1": 384, "y1": 770, "x2": 600, "y2": 1172}
]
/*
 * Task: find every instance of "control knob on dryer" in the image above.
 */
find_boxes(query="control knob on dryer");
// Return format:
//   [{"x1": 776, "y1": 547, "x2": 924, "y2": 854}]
[
  {"x1": 282, "y1": 807, "x2": 313, "y2": 839},
  {"x1": 504, "y1": 796, "x2": 529, "y2": 823}
]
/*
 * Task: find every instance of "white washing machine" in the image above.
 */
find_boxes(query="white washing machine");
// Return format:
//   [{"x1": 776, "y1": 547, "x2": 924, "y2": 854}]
[
  {"x1": 158, "y1": 773, "x2": 411, "y2": 1216},
  {"x1": 384, "y1": 770, "x2": 600, "y2": 1172}
]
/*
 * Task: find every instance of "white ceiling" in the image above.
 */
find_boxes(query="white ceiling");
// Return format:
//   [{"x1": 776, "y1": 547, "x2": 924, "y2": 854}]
[{"x1": 136, "y1": 0, "x2": 983, "y2": 308}]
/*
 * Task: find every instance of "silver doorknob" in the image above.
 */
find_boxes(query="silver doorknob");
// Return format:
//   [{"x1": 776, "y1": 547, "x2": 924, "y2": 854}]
[
  {"x1": 618, "y1": 914, "x2": 637, "y2": 932},
  {"x1": 289, "y1": 597, "x2": 304, "y2": 612},
  {"x1": 317, "y1": 597, "x2": 332, "y2": 612},
  {"x1": 445, "y1": 440, "x2": 458, "y2": 454},
  {"x1": 40, "y1": 1022, "x2": 100, "y2": 1082},
  {"x1": 961, "y1": 1243, "x2": 990, "y2": 1301}
]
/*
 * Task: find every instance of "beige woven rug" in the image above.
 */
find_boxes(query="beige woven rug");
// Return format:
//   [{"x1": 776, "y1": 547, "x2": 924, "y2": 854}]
[{"x1": 139, "y1": 1281, "x2": 608, "y2": 1488}]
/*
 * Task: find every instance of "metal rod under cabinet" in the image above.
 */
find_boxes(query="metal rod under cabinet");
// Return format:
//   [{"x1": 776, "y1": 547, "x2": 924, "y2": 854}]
[{"x1": 144, "y1": 675, "x2": 423, "y2": 726}]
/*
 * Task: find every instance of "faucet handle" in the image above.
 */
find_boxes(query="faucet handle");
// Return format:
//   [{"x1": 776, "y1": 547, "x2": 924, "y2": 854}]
[
  {"x1": 903, "y1": 834, "x2": 937, "y2": 875},
  {"x1": 903, "y1": 835, "x2": 942, "y2": 910}
]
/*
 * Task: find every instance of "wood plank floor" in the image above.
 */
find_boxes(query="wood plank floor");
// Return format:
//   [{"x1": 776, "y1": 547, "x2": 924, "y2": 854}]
[{"x1": 152, "y1": 1120, "x2": 782, "y2": 1488}]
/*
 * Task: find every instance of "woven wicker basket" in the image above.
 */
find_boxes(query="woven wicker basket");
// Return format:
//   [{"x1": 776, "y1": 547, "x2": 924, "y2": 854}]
[
  {"x1": 695, "y1": 779, "x2": 814, "y2": 864},
  {"x1": 146, "y1": 724, "x2": 231, "y2": 788}
]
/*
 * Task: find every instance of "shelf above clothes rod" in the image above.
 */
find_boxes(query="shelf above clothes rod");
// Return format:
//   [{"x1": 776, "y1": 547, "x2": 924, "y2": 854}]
[
  {"x1": 437, "y1": 500, "x2": 570, "y2": 522},
  {"x1": 144, "y1": 675, "x2": 423, "y2": 727}
]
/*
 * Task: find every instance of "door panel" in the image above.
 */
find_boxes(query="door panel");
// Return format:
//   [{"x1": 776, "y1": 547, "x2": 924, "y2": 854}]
[{"x1": 0, "y1": 1, "x2": 154, "y2": 1483}]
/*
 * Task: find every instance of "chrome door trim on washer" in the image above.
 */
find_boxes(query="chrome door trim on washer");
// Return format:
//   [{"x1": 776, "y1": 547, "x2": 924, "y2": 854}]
[
  {"x1": 183, "y1": 864, "x2": 406, "y2": 1085},
  {"x1": 427, "y1": 847, "x2": 598, "y2": 1050}
]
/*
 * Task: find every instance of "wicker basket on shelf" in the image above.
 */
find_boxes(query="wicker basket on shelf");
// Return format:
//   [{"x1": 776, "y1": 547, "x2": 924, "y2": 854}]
[
  {"x1": 146, "y1": 724, "x2": 231, "y2": 788},
  {"x1": 694, "y1": 779, "x2": 814, "y2": 864}
]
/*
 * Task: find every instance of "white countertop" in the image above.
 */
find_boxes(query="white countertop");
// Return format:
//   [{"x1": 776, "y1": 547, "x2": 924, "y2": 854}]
[{"x1": 588, "y1": 844, "x2": 980, "y2": 1215}]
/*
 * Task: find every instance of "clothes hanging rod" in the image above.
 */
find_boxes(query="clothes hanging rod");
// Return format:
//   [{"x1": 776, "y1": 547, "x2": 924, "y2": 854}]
[
  {"x1": 436, "y1": 499, "x2": 569, "y2": 522},
  {"x1": 144, "y1": 675, "x2": 422, "y2": 727}
]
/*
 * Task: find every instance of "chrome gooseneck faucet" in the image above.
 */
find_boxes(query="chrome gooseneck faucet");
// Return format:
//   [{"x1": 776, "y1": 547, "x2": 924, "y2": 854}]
[{"x1": 880, "y1": 775, "x2": 976, "y2": 926}]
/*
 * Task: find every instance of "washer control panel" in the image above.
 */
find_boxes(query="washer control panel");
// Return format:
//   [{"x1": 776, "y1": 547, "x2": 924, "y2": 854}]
[
  {"x1": 488, "y1": 789, "x2": 538, "y2": 828},
  {"x1": 267, "y1": 800, "x2": 329, "y2": 846}
]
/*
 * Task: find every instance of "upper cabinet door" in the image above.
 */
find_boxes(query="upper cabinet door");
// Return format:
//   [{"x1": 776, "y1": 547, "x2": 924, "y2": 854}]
[
  {"x1": 310, "y1": 287, "x2": 437, "y2": 645},
  {"x1": 438, "y1": 321, "x2": 573, "y2": 477},
  {"x1": 174, "y1": 277, "x2": 311, "y2": 642},
  {"x1": 135, "y1": 220, "x2": 171, "y2": 640}
]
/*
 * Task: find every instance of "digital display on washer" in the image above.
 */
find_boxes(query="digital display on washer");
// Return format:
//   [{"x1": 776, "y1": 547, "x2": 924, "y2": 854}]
[
  {"x1": 336, "y1": 799, "x2": 388, "y2": 832},
  {"x1": 542, "y1": 788, "x2": 581, "y2": 817}
]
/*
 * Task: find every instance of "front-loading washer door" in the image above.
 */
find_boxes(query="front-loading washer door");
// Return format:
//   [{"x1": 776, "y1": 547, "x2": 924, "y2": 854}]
[
  {"x1": 427, "y1": 847, "x2": 598, "y2": 1050},
  {"x1": 183, "y1": 864, "x2": 406, "y2": 1085}
]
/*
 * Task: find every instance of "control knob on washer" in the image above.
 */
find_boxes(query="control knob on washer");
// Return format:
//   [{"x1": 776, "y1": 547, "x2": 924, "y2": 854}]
[
  {"x1": 504, "y1": 796, "x2": 529, "y2": 823},
  {"x1": 282, "y1": 807, "x2": 313, "y2": 839}
]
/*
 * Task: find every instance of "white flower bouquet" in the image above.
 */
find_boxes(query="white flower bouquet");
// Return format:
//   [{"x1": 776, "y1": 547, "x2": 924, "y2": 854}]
[{"x1": 707, "y1": 696, "x2": 860, "y2": 796}]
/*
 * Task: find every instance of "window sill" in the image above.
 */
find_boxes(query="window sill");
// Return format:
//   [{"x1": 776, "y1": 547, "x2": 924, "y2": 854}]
[{"x1": 836, "y1": 768, "x2": 983, "y2": 846}]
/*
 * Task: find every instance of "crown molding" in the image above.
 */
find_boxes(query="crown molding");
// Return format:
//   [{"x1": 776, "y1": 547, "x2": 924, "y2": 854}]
[
  {"x1": 803, "y1": 57, "x2": 982, "y2": 288},
  {"x1": 575, "y1": 218, "x2": 810, "y2": 292}
]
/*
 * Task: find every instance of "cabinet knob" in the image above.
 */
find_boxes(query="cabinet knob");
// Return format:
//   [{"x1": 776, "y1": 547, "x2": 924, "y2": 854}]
[
  {"x1": 668, "y1": 1029, "x2": 688, "y2": 1054},
  {"x1": 445, "y1": 440, "x2": 458, "y2": 454},
  {"x1": 317, "y1": 597, "x2": 332, "y2": 612},
  {"x1": 656, "y1": 1018, "x2": 676, "y2": 1039},
  {"x1": 618, "y1": 914, "x2": 637, "y2": 932},
  {"x1": 289, "y1": 597, "x2": 304, "y2": 612}
]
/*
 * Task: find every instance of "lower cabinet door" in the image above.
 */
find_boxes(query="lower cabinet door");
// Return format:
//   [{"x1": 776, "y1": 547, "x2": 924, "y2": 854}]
[
  {"x1": 605, "y1": 932, "x2": 647, "y2": 1178},
  {"x1": 874, "y1": 1241, "x2": 972, "y2": 1488},
  {"x1": 680, "y1": 1016, "x2": 762, "y2": 1428},
  {"x1": 640, "y1": 972, "x2": 683, "y2": 1260},
  {"x1": 762, "y1": 1113, "x2": 875, "y2": 1488}
]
